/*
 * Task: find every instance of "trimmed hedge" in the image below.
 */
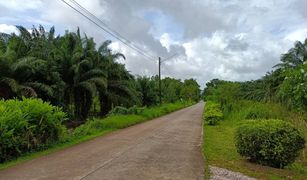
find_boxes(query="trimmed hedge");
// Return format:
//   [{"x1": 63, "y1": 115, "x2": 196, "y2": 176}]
[
  {"x1": 235, "y1": 119, "x2": 305, "y2": 168},
  {"x1": 203, "y1": 101, "x2": 223, "y2": 125},
  {"x1": 0, "y1": 98, "x2": 66, "y2": 162}
]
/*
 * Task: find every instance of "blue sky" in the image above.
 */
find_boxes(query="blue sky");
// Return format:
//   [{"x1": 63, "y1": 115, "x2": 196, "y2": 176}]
[
  {"x1": 1, "y1": 0, "x2": 307, "y2": 87},
  {"x1": 142, "y1": 9, "x2": 184, "y2": 42}
]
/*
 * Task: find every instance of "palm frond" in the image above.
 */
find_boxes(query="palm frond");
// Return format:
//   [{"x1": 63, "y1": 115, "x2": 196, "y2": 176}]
[
  {"x1": 80, "y1": 69, "x2": 106, "y2": 81},
  {"x1": 0, "y1": 77, "x2": 19, "y2": 93},
  {"x1": 98, "y1": 40, "x2": 112, "y2": 55},
  {"x1": 24, "y1": 82, "x2": 53, "y2": 97},
  {"x1": 77, "y1": 81, "x2": 97, "y2": 96},
  {"x1": 15, "y1": 26, "x2": 31, "y2": 42},
  {"x1": 88, "y1": 77, "x2": 107, "y2": 89},
  {"x1": 18, "y1": 85, "x2": 37, "y2": 97},
  {"x1": 48, "y1": 26, "x2": 55, "y2": 41}
]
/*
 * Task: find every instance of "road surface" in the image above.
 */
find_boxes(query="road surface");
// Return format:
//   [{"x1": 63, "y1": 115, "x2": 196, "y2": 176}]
[{"x1": 0, "y1": 103, "x2": 204, "y2": 180}]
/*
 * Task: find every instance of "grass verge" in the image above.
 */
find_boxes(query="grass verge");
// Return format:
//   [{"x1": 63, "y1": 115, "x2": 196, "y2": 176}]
[
  {"x1": 202, "y1": 101, "x2": 307, "y2": 179},
  {"x1": 0, "y1": 101, "x2": 193, "y2": 170}
]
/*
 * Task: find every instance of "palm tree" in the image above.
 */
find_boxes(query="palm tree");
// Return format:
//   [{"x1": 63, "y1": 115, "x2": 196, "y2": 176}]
[
  {"x1": 0, "y1": 28, "x2": 54, "y2": 100},
  {"x1": 275, "y1": 39, "x2": 307, "y2": 69},
  {"x1": 0, "y1": 25, "x2": 141, "y2": 121},
  {"x1": 97, "y1": 40, "x2": 140, "y2": 116},
  {"x1": 136, "y1": 76, "x2": 158, "y2": 106},
  {"x1": 53, "y1": 30, "x2": 107, "y2": 120}
]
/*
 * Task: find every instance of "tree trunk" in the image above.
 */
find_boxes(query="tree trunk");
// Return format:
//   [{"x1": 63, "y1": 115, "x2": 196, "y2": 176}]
[{"x1": 99, "y1": 94, "x2": 111, "y2": 116}]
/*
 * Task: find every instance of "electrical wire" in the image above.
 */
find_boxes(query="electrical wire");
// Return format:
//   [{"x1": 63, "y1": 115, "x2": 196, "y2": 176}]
[
  {"x1": 68, "y1": 0, "x2": 157, "y2": 60},
  {"x1": 61, "y1": 0, "x2": 157, "y2": 61},
  {"x1": 161, "y1": 53, "x2": 178, "y2": 62}
]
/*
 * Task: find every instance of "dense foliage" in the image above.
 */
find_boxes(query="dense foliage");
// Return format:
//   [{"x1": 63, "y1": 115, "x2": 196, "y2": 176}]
[
  {"x1": 0, "y1": 98, "x2": 66, "y2": 163},
  {"x1": 235, "y1": 119, "x2": 305, "y2": 168},
  {"x1": 0, "y1": 26, "x2": 201, "y2": 121},
  {"x1": 203, "y1": 101, "x2": 223, "y2": 125}
]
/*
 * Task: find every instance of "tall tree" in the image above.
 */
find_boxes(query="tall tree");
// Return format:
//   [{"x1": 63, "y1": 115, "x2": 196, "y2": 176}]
[
  {"x1": 180, "y1": 79, "x2": 200, "y2": 102},
  {"x1": 97, "y1": 40, "x2": 140, "y2": 116}
]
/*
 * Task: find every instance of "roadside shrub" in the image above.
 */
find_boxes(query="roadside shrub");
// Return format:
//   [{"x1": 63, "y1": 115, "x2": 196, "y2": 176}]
[
  {"x1": 235, "y1": 119, "x2": 305, "y2": 168},
  {"x1": 203, "y1": 101, "x2": 223, "y2": 125},
  {"x1": 0, "y1": 98, "x2": 66, "y2": 162}
]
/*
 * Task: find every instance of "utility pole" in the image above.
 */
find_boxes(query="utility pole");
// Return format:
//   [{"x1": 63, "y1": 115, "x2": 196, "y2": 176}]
[
  {"x1": 158, "y1": 57, "x2": 162, "y2": 105},
  {"x1": 157, "y1": 54, "x2": 178, "y2": 106}
]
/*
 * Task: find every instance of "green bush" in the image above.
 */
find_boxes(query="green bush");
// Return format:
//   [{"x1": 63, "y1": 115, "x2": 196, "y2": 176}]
[
  {"x1": 203, "y1": 101, "x2": 223, "y2": 125},
  {"x1": 235, "y1": 119, "x2": 305, "y2": 168},
  {"x1": 0, "y1": 98, "x2": 66, "y2": 162}
]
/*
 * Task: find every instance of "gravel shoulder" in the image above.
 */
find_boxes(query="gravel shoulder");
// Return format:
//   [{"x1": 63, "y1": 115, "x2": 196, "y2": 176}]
[
  {"x1": 209, "y1": 166, "x2": 256, "y2": 180},
  {"x1": 0, "y1": 103, "x2": 204, "y2": 180}
]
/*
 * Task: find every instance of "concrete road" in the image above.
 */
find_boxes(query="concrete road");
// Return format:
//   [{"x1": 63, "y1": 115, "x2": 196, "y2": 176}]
[{"x1": 0, "y1": 103, "x2": 204, "y2": 180}]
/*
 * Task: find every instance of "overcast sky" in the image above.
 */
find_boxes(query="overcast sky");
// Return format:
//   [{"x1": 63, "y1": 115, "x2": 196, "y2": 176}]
[{"x1": 1, "y1": 0, "x2": 307, "y2": 87}]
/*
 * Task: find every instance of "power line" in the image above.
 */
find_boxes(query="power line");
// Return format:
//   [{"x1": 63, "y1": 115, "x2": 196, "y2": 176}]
[
  {"x1": 158, "y1": 53, "x2": 178, "y2": 104},
  {"x1": 66, "y1": 0, "x2": 156, "y2": 61},
  {"x1": 161, "y1": 53, "x2": 178, "y2": 62},
  {"x1": 63, "y1": 0, "x2": 155, "y2": 61},
  {"x1": 61, "y1": 0, "x2": 156, "y2": 61},
  {"x1": 69, "y1": 0, "x2": 156, "y2": 59},
  {"x1": 69, "y1": 0, "x2": 135, "y2": 46}
]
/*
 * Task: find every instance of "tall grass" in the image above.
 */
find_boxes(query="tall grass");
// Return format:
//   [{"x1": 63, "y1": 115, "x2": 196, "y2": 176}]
[{"x1": 73, "y1": 102, "x2": 191, "y2": 137}]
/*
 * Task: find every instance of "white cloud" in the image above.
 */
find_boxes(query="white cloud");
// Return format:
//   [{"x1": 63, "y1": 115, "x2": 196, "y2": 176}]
[
  {"x1": 179, "y1": 30, "x2": 291, "y2": 86},
  {"x1": 159, "y1": 33, "x2": 181, "y2": 52},
  {"x1": 0, "y1": 24, "x2": 18, "y2": 34},
  {"x1": 285, "y1": 28, "x2": 307, "y2": 42},
  {"x1": 0, "y1": 0, "x2": 42, "y2": 11}
]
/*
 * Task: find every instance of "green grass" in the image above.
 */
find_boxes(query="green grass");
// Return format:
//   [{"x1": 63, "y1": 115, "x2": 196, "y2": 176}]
[
  {"x1": 202, "y1": 101, "x2": 307, "y2": 179},
  {"x1": 0, "y1": 101, "x2": 193, "y2": 170}
]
